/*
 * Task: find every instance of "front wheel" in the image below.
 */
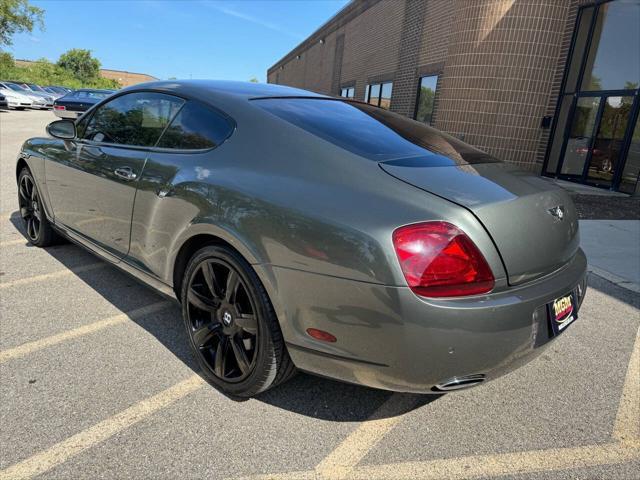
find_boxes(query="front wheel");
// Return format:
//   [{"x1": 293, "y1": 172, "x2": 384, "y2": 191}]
[
  {"x1": 17, "y1": 168, "x2": 57, "y2": 247},
  {"x1": 181, "y1": 245, "x2": 295, "y2": 397}
]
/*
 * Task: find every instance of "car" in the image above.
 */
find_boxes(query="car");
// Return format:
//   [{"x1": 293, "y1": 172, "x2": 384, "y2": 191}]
[
  {"x1": 0, "y1": 81, "x2": 53, "y2": 109},
  {"x1": 15, "y1": 80, "x2": 587, "y2": 397},
  {"x1": 46, "y1": 85, "x2": 73, "y2": 95},
  {"x1": 53, "y1": 88, "x2": 115, "y2": 118},
  {"x1": 42, "y1": 87, "x2": 66, "y2": 99},
  {"x1": 0, "y1": 84, "x2": 33, "y2": 110},
  {"x1": 0, "y1": 93, "x2": 7, "y2": 109}
]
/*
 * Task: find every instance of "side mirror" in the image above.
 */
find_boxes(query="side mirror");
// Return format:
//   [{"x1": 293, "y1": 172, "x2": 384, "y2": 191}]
[{"x1": 46, "y1": 119, "x2": 76, "y2": 140}]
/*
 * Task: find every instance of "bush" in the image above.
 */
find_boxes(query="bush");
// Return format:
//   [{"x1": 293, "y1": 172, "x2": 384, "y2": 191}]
[{"x1": 0, "y1": 52, "x2": 119, "y2": 89}]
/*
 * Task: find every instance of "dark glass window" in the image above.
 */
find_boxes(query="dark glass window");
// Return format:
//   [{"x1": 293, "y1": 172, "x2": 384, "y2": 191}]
[
  {"x1": 255, "y1": 98, "x2": 498, "y2": 165},
  {"x1": 415, "y1": 75, "x2": 438, "y2": 125},
  {"x1": 619, "y1": 113, "x2": 640, "y2": 194},
  {"x1": 157, "y1": 101, "x2": 234, "y2": 150},
  {"x1": 82, "y1": 92, "x2": 183, "y2": 147},
  {"x1": 340, "y1": 87, "x2": 354, "y2": 98},
  {"x1": 564, "y1": 7, "x2": 594, "y2": 93},
  {"x1": 365, "y1": 82, "x2": 392, "y2": 109},
  {"x1": 581, "y1": 0, "x2": 640, "y2": 91}
]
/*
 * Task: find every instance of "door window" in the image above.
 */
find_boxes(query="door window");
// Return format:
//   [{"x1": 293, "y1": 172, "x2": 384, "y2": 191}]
[
  {"x1": 587, "y1": 95, "x2": 634, "y2": 185},
  {"x1": 82, "y1": 92, "x2": 184, "y2": 147},
  {"x1": 156, "y1": 101, "x2": 234, "y2": 150},
  {"x1": 619, "y1": 113, "x2": 640, "y2": 193},
  {"x1": 560, "y1": 97, "x2": 601, "y2": 175}
]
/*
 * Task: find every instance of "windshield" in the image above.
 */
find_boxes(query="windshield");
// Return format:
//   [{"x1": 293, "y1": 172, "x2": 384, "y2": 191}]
[
  {"x1": 6, "y1": 84, "x2": 26, "y2": 92},
  {"x1": 254, "y1": 98, "x2": 499, "y2": 165}
]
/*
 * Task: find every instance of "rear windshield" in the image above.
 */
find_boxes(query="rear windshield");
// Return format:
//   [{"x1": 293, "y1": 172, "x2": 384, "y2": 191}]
[
  {"x1": 254, "y1": 98, "x2": 498, "y2": 165},
  {"x1": 74, "y1": 90, "x2": 112, "y2": 99}
]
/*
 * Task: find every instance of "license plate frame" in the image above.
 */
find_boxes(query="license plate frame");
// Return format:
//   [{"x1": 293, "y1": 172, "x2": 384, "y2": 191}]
[{"x1": 548, "y1": 291, "x2": 578, "y2": 336}]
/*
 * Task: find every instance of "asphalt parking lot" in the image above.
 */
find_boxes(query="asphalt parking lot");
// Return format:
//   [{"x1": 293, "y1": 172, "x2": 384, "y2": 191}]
[{"x1": 0, "y1": 109, "x2": 639, "y2": 479}]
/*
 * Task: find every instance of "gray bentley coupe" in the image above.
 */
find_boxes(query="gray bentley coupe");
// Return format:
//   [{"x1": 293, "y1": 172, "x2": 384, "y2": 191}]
[{"x1": 15, "y1": 81, "x2": 587, "y2": 397}]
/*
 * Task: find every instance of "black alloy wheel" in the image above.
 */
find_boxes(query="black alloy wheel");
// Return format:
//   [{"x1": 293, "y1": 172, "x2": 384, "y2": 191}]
[
  {"x1": 17, "y1": 169, "x2": 57, "y2": 247},
  {"x1": 18, "y1": 173, "x2": 41, "y2": 242},
  {"x1": 181, "y1": 245, "x2": 295, "y2": 396},
  {"x1": 186, "y1": 257, "x2": 258, "y2": 381}
]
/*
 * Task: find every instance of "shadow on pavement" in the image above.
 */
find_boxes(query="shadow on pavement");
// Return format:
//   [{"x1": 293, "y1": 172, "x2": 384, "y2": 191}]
[{"x1": 8, "y1": 213, "x2": 437, "y2": 421}]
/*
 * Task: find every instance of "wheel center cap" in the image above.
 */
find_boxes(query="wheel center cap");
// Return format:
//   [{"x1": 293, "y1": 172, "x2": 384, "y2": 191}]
[{"x1": 222, "y1": 310, "x2": 233, "y2": 326}]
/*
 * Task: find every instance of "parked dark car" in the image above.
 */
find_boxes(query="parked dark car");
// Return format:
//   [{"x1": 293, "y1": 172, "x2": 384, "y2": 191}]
[
  {"x1": 16, "y1": 81, "x2": 587, "y2": 397},
  {"x1": 0, "y1": 93, "x2": 7, "y2": 109},
  {"x1": 53, "y1": 88, "x2": 115, "y2": 118}
]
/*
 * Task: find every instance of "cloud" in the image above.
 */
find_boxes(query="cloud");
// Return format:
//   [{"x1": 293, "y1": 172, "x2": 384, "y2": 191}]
[
  {"x1": 29, "y1": 35, "x2": 41, "y2": 43},
  {"x1": 205, "y1": 2, "x2": 302, "y2": 39}
]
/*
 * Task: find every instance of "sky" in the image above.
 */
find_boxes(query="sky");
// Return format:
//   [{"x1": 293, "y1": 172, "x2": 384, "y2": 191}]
[{"x1": 7, "y1": 0, "x2": 349, "y2": 82}]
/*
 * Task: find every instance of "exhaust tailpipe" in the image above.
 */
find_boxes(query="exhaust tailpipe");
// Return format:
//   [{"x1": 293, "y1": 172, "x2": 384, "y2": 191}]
[{"x1": 433, "y1": 374, "x2": 486, "y2": 392}]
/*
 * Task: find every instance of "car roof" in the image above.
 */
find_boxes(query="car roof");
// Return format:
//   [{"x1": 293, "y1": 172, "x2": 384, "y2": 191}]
[
  {"x1": 75, "y1": 88, "x2": 116, "y2": 93},
  {"x1": 121, "y1": 80, "x2": 329, "y2": 100}
]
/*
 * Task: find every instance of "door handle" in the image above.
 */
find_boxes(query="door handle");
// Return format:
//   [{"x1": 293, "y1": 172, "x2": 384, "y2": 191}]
[{"x1": 114, "y1": 167, "x2": 137, "y2": 181}]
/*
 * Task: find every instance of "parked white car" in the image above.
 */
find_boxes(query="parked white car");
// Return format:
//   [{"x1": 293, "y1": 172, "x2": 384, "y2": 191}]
[
  {"x1": 0, "y1": 82, "x2": 53, "y2": 109},
  {"x1": 0, "y1": 85, "x2": 33, "y2": 110}
]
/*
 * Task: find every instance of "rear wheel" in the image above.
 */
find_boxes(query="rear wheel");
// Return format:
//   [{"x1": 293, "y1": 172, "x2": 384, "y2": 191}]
[
  {"x1": 17, "y1": 168, "x2": 57, "y2": 247},
  {"x1": 181, "y1": 245, "x2": 295, "y2": 397}
]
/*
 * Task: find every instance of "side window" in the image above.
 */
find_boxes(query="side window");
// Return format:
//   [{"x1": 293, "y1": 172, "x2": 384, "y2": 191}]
[
  {"x1": 82, "y1": 92, "x2": 184, "y2": 147},
  {"x1": 157, "y1": 101, "x2": 234, "y2": 150}
]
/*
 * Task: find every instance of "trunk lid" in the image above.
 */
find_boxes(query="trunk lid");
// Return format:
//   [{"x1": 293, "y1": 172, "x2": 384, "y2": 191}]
[{"x1": 380, "y1": 158, "x2": 580, "y2": 285}]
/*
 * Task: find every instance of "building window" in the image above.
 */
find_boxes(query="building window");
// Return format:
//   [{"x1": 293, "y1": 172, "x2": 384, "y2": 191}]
[
  {"x1": 414, "y1": 75, "x2": 438, "y2": 125},
  {"x1": 544, "y1": 0, "x2": 640, "y2": 192},
  {"x1": 365, "y1": 81, "x2": 392, "y2": 109},
  {"x1": 340, "y1": 86, "x2": 355, "y2": 98}
]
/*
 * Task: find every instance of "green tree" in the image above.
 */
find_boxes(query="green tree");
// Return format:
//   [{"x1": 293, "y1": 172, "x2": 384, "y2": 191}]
[
  {"x1": 0, "y1": 0, "x2": 44, "y2": 46},
  {"x1": 249, "y1": 77, "x2": 259, "y2": 83},
  {"x1": 57, "y1": 48, "x2": 100, "y2": 83}
]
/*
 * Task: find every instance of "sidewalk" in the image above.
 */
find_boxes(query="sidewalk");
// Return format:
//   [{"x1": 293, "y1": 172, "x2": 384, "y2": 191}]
[{"x1": 580, "y1": 220, "x2": 640, "y2": 293}]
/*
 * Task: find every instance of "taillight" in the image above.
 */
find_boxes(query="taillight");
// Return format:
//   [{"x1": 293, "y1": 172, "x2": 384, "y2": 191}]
[
  {"x1": 54, "y1": 105, "x2": 65, "y2": 110},
  {"x1": 392, "y1": 221, "x2": 494, "y2": 297}
]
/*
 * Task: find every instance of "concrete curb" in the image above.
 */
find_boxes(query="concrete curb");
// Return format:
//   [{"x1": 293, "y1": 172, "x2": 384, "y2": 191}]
[{"x1": 588, "y1": 265, "x2": 640, "y2": 294}]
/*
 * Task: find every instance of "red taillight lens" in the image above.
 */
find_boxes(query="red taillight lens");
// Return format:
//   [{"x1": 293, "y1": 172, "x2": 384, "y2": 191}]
[
  {"x1": 54, "y1": 105, "x2": 65, "y2": 110},
  {"x1": 392, "y1": 221, "x2": 494, "y2": 297}
]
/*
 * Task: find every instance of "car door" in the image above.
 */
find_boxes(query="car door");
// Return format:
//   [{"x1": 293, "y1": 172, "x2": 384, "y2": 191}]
[
  {"x1": 45, "y1": 91, "x2": 184, "y2": 258},
  {"x1": 126, "y1": 100, "x2": 235, "y2": 280}
]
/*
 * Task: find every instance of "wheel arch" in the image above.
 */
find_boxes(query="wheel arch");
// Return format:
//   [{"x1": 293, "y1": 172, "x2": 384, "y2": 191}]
[
  {"x1": 170, "y1": 227, "x2": 289, "y2": 341},
  {"x1": 16, "y1": 157, "x2": 29, "y2": 180}
]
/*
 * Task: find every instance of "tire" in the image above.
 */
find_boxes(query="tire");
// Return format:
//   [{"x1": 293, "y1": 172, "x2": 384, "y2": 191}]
[
  {"x1": 17, "y1": 168, "x2": 58, "y2": 247},
  {"x1": 181, "y1": 245, "x2": 296, "y2": 397}
]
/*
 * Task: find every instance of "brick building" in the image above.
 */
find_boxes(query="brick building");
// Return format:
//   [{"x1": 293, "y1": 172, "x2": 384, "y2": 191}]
[
  {"x1": 268, "y1": 0, "x2": 640, "y2": 194},
  {"x1": 15, "y1": 60, "x2": 156, "y2": 87},
  {"x1": 99, "y1": 69, "x2": 157, "y2": 87}
]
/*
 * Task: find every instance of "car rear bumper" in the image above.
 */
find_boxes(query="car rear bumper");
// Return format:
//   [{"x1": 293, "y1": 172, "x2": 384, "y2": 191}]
[
  {"x1": 53, "y1": 109, "x2": 80, "y2": 119},
  {"x1": 267, "y1": 248, "x2": 588, "y2": 393}
]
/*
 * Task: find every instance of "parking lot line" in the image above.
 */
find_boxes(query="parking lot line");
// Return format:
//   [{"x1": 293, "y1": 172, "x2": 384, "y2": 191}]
[
  {"x1": 341, "y1": 439, "x2": 640, "y2": 479},
  {"x1": 0, "y1": 374, "x2": 205, "y2": 480},
  {"x1": 314, "y1": 393, "x2": 419, "y2": 479},
  {"x1": 0, "y1": 301, "x2": 171, "y2": 363},
  {"x1": 242, "y1": 440, "x2": 640, "y2": 480},
  {"x1": 0, "y1": 262, "x2": 107, "y2": 289},
  {"x1": 613, "y1": 325, "x2": 640, "y2": 442}
]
